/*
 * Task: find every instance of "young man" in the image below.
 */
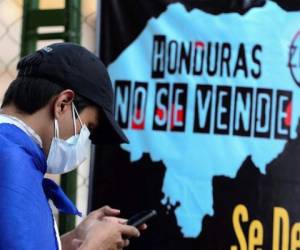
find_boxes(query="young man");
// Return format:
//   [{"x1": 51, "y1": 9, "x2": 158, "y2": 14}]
[{"x1": 0, "y1": 43, "x2": 142, "y2": 250}]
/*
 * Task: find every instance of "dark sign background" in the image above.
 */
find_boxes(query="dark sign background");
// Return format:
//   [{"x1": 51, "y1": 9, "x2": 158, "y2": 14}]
[
  {"x1": 99, "y1": 0, "x2": 299, "y2": 66},
  {"x1": 90, "y1": 1, "x2": 300, "y2": 249}
]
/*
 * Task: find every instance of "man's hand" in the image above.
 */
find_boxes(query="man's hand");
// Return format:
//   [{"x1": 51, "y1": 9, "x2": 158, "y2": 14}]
[
  {"x1": 61, "y1": 205, "x2": 146, "y2": 250},
  {"x1": 73, "y1": 206, "x2": 122, "y2": 241},
  {"x1": 72, "y1": 220, "x2": 140, "y2": 250}
]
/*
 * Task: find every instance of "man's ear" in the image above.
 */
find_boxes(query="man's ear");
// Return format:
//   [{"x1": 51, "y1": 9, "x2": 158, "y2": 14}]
[{"x1": 53, "y1": 89, "x2": 75, "y2": 118}]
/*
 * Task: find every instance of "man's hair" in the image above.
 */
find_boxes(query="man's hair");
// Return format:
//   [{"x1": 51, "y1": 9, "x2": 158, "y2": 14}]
[{"x1": 1, "y1": 76, "x2": 93, "y2": 115}]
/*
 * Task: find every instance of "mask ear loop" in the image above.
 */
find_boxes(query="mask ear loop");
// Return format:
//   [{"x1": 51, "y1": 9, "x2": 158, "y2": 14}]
[
  {"x1": 54, "y1": 119, "x2": 60, "y2": 138},
  {"x1": 73, "y1": 103, "x2": 83, "y2": 127},
  {"x1": 72, "y1": 102, "x2": 77, "y2": 135}
]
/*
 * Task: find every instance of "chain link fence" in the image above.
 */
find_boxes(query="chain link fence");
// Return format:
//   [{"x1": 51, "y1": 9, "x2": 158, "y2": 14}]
[
  {"x1": 0, "y1": 0, "x2": 22, "y2": 101},
  {"x1": 0, "y1": 0, "x2": 97, "y2": 227}
]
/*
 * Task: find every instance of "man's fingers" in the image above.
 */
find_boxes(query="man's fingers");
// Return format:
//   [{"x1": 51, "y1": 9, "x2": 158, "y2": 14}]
[
  {"x1": 98, "y1": 206, "x2": 121, "y2": 217},
  {"x1": 91, "y1": 205, "x2": 121, "y2": 219},
  {"x1": 124, "y1": 239, "x2": 130, "y2": 247},
  {"x1": 72, "y1": 238, "x2": 83, "y2": 249},
  {"x1": 119, "y1": 218, "x2": 127, "y2": 224},
  {"x1": 138, "y1": 223, "x2": 147, "y2": 230},
  {"x1": 102, "y1": 216, "x2": 127, "y2": 224},
  {"x1": 119, "y1": 224, "x2": 140, "y2": 238},
  {"x1": 117, "y1": 238, "x2": 130, "y2": 249}
]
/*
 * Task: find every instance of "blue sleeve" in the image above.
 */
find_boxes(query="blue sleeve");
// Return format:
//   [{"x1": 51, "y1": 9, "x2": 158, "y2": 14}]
[{"x1": 0, "y1": 145, "x2": 57, "y2": 249}]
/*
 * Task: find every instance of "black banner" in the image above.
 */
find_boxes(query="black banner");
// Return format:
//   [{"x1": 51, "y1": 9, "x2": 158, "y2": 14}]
[{"x1": 91, "y1": 1, "x2": 300, "y2": 249}]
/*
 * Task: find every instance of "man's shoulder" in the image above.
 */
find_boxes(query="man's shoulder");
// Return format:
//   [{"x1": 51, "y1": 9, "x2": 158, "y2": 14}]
[
  {"x1": 0, "y1": 133, "x2": 44, "y2": 182},
  {"x1": 0, "y1": 123, "x2": 46, "y2": 171},
  {"x1": 0, "y1": 131, "x2": 31, "y2": 158}
]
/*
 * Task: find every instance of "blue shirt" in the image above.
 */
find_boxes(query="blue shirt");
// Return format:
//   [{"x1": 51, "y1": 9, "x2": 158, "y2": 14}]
[{"x1": 0, "y1": 123, "x2": 80, "y2": 249}]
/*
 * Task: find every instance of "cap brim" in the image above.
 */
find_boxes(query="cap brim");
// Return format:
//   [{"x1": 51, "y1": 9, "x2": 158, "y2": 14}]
[{"x1": 89, "y1": 108, "x2": 129, "y2": 145}]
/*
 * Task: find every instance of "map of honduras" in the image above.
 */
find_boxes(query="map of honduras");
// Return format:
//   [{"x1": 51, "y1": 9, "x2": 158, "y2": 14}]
[{"x1": 108, "y1": 1, "x2": 300, "y2": 237}]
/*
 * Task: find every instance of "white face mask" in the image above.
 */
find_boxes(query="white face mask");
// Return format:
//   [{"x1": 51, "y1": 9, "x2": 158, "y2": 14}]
[{"x1": 46, "y1": 103, "x2": 91, "y2": 174}]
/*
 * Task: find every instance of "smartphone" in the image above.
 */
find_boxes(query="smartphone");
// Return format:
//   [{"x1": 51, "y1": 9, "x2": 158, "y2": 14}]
[{"x1": 127, "y1": 209, "x2": 157, "y2": 227}]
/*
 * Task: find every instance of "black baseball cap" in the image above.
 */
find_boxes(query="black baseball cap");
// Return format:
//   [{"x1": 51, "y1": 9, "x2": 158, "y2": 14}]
[{"x1": 17, "y1": 42, "x2": 129, "y2": 144}]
